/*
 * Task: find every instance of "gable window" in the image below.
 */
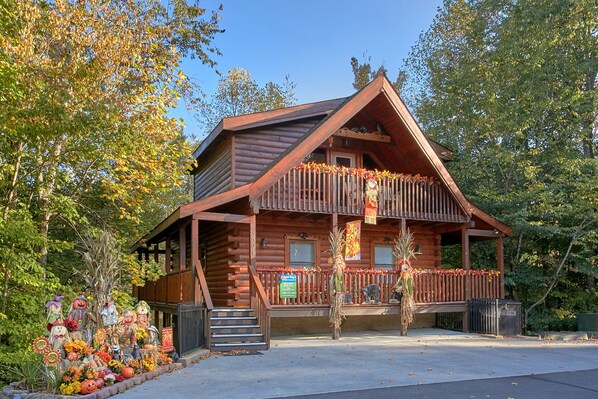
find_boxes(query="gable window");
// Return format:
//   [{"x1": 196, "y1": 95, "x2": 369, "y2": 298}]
[
  {"x1": 287, "y1": 239, "x2": 316, "y2": 269},
  {"x1": 374, "y1": 244, "x2": 395, "y2": 270}
]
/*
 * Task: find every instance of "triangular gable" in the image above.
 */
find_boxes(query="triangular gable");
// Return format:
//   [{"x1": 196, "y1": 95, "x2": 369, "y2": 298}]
[{"x1": 247, "y1": 75, "x2": 511, "y2": 236}]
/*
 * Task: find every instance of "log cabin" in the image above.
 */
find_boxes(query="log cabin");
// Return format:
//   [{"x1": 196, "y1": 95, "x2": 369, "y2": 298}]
[{"x1": 132, "y1": 75, "x2": 511, "y2": 353}]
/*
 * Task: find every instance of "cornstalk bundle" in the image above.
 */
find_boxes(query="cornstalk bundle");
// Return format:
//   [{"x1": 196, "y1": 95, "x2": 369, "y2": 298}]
[
  {"x1": 392, "y1": 229, "x2": 418, "y2": 336},
  {"x1": 328, "y1": 227, "x2": 346, "y2": 338}
]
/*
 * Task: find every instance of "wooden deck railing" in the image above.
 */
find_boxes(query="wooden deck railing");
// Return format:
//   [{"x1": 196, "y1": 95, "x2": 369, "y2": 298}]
[
  {"x1": 248, "y1": 263, "x2": 272, "y2": 348},
  {"x1": 137, "y1": 268, "x2": 194, "y2": 304},
  {"x1": 258, "y1": 164, "x2": 468, "y2": 222},
  {"x1": 257, "y1": 268, "x2": 500, "y2": 306},
  {"x1": 195, "y1": 262, "x2": 214, "y2": 349}
]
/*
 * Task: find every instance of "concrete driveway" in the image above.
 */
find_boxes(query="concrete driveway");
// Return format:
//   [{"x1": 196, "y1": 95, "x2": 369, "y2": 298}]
[{"x1": 116, "y1": 329, "x2": 598, "y2": 399}]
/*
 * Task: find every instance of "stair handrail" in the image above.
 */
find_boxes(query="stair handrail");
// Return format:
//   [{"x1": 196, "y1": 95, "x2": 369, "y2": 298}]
[
  {"x1": 195, "y1": 262, "x2": 213, "y2": 348},
  {"x1": 248, "y1": 263, "x2": 272, "y2": 348}
]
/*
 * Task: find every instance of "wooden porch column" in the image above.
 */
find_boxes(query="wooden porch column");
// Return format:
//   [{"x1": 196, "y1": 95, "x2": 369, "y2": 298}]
[
  {"x1": 165, "y1": 236, "x2": 171, "y2": 273},
  {"x1": 331, "y1": 213, "x2": 338, "y2": 230},
  {"x1": 179, "y1": 225, "x2": 186, "y2": 270},
  {"x1": 461, "y1": 225, "x2": 471, "y2": 332},
  {"x1": 191, "y1": 215, "x2": 200, "y2": 303},
  {"x1": 154, "y1": 244, "x2": 159, "y2": 263},
  {"x1": 497, "y1": 236, "x2": 504, "y2": 299},
  {"x1": 249, "y1": 215, "x2": 257, "y2": 267},
  {"x1": 401, "y1": 218, "x2": 406, "y2": 234}
]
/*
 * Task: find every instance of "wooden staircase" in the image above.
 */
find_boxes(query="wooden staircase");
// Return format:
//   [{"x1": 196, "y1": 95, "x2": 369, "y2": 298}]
[{"x1": 209, "y1": 308, "x2": 268, "y2": 351}]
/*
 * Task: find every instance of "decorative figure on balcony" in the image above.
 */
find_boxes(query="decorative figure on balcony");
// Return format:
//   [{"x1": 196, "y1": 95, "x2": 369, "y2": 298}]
[
  {"x1": 364, "y1": 178, "x2": 379, "y2": 225},
  {"x1": 329, "y1": 226, "x2": 346, "y2": 340},
  {"x1": 392, "y1": 229, "x2": 419, "y2": 336},
  {"x1": 361, "y1": 284, "x2": 381, "y2": 304}
]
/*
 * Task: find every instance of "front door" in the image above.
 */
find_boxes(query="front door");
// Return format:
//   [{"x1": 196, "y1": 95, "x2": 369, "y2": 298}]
[{"x1": 331, "y1": 152, "x2": 357, "y2": 209}]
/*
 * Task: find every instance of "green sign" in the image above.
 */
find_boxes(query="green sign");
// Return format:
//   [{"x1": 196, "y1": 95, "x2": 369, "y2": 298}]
[{"x1": 280, "y1": 273, "x2": 297, "y2": 299}]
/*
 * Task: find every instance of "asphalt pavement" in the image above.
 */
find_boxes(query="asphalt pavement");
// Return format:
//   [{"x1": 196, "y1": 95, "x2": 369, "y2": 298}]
[{"x1": 116, "y1": 328, "x2": 598, "y2": 399}]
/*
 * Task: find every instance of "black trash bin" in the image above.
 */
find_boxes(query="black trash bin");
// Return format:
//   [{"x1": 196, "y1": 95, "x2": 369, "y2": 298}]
[{"x1": 469, "y1": 298, "x2": 522, "y2": 336}]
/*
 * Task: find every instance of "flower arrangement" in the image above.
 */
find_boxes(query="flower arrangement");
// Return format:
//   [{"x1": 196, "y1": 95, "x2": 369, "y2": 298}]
[
  {"x1": 142, "y1": 357, "x2": 155, "y2": 372},
  {"x1": 159, "y1": 352, "x2": 173, "y2": 365},
  {"x1": 61, "y1": 366, "x2": 83, "y2": 383},
  {"x1": 136, "y1": 328, "x2": 148, "y2": 346},
  {"x1": 64, "y1": 339, "x2": 89, "y2": 354},
  {"x1": 63, "y1": 318, "x2": 79, "y2": 332},
  {"x1": 127, "y1": 358, "x2": 143, "y2": 374},
  {"x1": 59, "y1": 380, "x2": 81, "y2": 395},
  {"x1": 108, "y1": 359, "x2": 124, "y2": 374},
  {"x1": 81, "y1": 364, "x2": 98, "y2": 380}
]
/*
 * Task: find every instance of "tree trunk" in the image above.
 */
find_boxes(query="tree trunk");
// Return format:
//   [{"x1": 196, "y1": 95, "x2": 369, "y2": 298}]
[{"x1": 38, "y1": 139, "x2": 63, "y2": 268}]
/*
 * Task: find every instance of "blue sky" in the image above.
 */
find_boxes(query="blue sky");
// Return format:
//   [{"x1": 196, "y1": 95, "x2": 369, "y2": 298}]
[{"x1": 175, "y1": 0, "x2": 443, "y2": 137}]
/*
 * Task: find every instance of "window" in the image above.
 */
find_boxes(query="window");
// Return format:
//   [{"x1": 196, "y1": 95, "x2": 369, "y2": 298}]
[
  {"x1": 374, "y1": 244, "x2": 395, "y2": 269},
  {"x1": 303, "y1": 148, "x2": 326, "y2": 164},
  {"x1": 288, "y1": 239, "x2": 316, "y2": 269}
]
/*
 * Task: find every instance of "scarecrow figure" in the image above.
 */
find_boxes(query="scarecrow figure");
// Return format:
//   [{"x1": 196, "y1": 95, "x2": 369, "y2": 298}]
[
  {"x1": 67, "y1": 295, "x2": 94, "y2": 343},
  {"x1": 135, "y1": 300, "x2": 151, "y2": 330},
  {"x1": 48, "y1": 318, "x2": 71, "y2": 356},
  {"x1": 45, "y1": 295, "x2": 65, "y2": 324}
]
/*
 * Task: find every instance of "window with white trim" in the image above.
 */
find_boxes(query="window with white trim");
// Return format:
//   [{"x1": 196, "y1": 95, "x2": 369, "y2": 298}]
[
  {"x1": 289, "y1": 240, "x2": 316, "y2": 269},
  {"x1": 374, "y1": 244, "x2": 395, "y2": 269}
]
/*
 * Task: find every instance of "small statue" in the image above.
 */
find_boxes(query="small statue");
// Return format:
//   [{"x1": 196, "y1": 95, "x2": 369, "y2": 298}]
[
  {"x1": 45, "y1": 295, "x2": 65, "y2": 324},
  {"x1": 134, "y1": 301, "x2": 151, "y2": 330},
  {"x1": 67, "y1": 295, "x2": 94, "y2": 343},
  {"x1": 100, "y1": 301, "x2": 118, "y2": 327},
  {"x1": 147, "y1": 326, "x2": 160, "y2": 346},
  {"x1": 48, "y1": 318, "x2": 71, "y2": 357},
  {"x1": 361, "y1": 284, "x2": 381, "y2": 304},
  {"x1": 117, "y1": 309, "x2": 137, "y2": 359}
]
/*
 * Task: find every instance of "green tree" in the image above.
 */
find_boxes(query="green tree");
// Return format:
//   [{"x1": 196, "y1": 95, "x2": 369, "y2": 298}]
[
  {"x1": 198, "y1": 67, "x2": 296, "y2": 133},
  {"x1": 0, "y1": 0, "x2": 222, "y2": 363},
  {"x1": 399, "y1": 0, "x2": 597, "y2": 330}
]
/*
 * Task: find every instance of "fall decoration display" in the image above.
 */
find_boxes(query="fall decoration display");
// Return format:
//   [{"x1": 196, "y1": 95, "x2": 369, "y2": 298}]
[
  {"x1": 120, "y1": 366, "x2": 135, "y2": 379},
  {"x1": 329, "y1": 227, "x2": 346, "y2": 340},
  {"x1": 32, "y1": 337, "x2": 51, "y2": 354},
  {"x1": 295, "y1": 162, "x2": 438, "y2": 185},
  {"x1": 392, "y1": 229, "x2": 419, "y2": 336},
  {"x1": 80, "y1": 379, "x2": 97, "y2": 395},
  {"x1": 43, "y1": 349, "x2": 61, "y2": 367},
  {"x1": 364, "y1": 178, "x2": 379, "y2": 224}
]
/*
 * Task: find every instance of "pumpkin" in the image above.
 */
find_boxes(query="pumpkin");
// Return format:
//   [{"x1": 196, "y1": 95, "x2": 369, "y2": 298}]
[
  {"x1": 67, "y1": 351, "x2": 79, "y2": 362},
  {"x1": 80, "y1": 379, "x2": 97, "y2": 395},
  {"x1": 120, "y1": 366, "x2": 135, "y2": 379},
  {"x1": 95, "y1": 378, "x2": 105, "y2": 389}
]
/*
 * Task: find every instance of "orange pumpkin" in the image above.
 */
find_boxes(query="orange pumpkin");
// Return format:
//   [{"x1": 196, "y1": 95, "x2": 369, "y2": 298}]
[
  {"x1": 66, "y1": 351, "x2": 79, "y2": 362},
  {"x1": 121, "y1": 366, "x2": 135, "y2": 379},
  {"x1": 80, "y1": 379, "x2": 97, "y2": 395}
]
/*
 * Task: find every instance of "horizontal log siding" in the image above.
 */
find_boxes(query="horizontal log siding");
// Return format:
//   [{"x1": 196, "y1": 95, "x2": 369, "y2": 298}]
[
  {"x1": 233, "y1": 118, "x2": 321, "y2": 187},
  {"x1": 233, "y1": 214, "x2": 440, "y2": 270},
  {"x1": 200, "y1": 222, "x2": 238, "y2": 307},
  {"x1": 194, "y1": 138, "x2": 232, "y2": 201}
]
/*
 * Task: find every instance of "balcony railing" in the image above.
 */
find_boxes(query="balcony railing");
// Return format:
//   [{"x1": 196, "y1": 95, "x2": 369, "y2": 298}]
[
  {"x1": 257, "y1": 267, "x2": 500, "y2": 306},
  {"x1": 257, "y1": 163, "x2": 468, "y2": 222}
]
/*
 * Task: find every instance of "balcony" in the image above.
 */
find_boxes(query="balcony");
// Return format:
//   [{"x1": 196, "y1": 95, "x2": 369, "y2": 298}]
[{"x1": 257, "y1": 163, "x2": 468, "y2": 222}]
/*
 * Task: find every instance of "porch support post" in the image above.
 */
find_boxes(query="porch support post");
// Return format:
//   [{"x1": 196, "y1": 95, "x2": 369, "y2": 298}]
[
  {"x1": 191, "y1": 215, "x2": 200, "y2": 303},
  {"x1": 165, "y1": 236, "x2": 171, "y2": 273},
  {"x1": 331, "y1": 213, "x2": 338, "y2": 230},
  {"x1": 401, "y1": 218, "x2": 406, "y2": 234},
  {"x1": 497, "y1": 236, "x2": 504, "y2": 299},
  {"x1": 154, "y1": 244, "x2": 159, "y2": 263},
  {"x1": 179, "y1": 225, "x2": 186, "y2": 270},
  {"x1": 249, "y1": 215, "x2": 257, "y2": 268},
  {"x1": 461, "y1": 225, "x2": 471, "y2": 332}
]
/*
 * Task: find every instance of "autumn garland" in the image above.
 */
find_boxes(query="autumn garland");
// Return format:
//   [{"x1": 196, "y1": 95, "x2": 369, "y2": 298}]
[
  {"x1": 295, "y1": 163, "x2": 439, "y2": 185},
  {"x1": 257, "y1": 267, "x2": 499, "y2": 276}
]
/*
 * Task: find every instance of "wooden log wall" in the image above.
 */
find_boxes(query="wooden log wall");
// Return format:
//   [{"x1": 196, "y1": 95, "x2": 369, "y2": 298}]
[
  {"x1": 193, "y1": 138, "x2": 233, "y2": 201},
  {"x1": 232, "y1": 214, "x2": 441, "y2": 270},
  {"x1": 233, "y1": 118, "x2": 321, "y2": 187}
]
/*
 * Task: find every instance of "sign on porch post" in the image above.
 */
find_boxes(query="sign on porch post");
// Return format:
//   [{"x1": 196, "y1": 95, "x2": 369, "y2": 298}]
[{"x1": 280, "y1": 273, "x2": 297, "y2": 299}]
